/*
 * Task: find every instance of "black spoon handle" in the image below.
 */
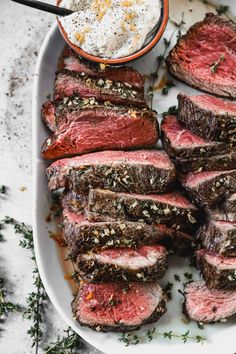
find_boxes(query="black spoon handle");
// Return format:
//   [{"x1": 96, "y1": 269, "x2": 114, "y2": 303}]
[{"x1": 11, "y1": 0, "x2": 74, "y2": 16}]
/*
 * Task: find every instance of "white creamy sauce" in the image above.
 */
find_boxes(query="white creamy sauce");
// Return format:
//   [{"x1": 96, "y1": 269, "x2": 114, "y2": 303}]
[{"x1": 60, "y1": 0, "x2": 161, "y2": 59}]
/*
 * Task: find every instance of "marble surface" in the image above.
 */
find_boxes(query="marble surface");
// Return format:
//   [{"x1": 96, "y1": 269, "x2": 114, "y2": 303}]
[{"x1": 0, "y1": 1, "x2": 99, "y2": 353}]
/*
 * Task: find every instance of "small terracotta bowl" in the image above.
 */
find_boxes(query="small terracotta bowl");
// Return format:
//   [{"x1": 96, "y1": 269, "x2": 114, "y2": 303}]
[{"x1": 56, "y1": 0, "x2": 169, "y2": 65}]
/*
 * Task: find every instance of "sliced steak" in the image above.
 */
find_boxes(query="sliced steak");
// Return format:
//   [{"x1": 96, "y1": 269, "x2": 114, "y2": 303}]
[
  {"x1": 54, "y1": 70, "x2": 146, "y2": 107},
  {"x1": 183, "y1": 280, "x2": 236, "y2": 323},
  {"x1": 72, "y1": 282, "x2": 166, "y2": 332},
  {"x1": 75, "y1": 245, "x2": 168, "y2": 283},
  {"x1": 166, "y1": 13, "x2": 236, "y2": 98},
  {"x1": 62, "y1": 208, "x2": 194, "y2": 257},
  {"x1": 47, "y1": 149, "x2": 175, "y2": 194},
  {"x1": 207, "y1": 209, "x2": 236, "y2": 223},
  {"x1": 223, "y1": 193, "x2": 236, "y2": 213},
  {"x1": 182, "y1": 170, "x2": 236, "y2": 208},
  {"x1": 196, "y1": 249, "x2": 236, "y2": 289},
  {"x1": 63, "y1": 52, "x2": 145, "y2": 91},
  {"x1": 86, "y1": 189, "x2": 199, "y2": 232},
  {"x1": 197, "y1": 219, "x2": 236, "y2": 257},
  {"x1": 41, "y1": 101, "x2": 57, "y2": 131},
  {"x1": 61, "y1": 191, "x2": 87, "y2": 213},
  {"x1": 178, "y1": 93, "x2": 236, "y2": 145},
  {"x1": 62, "y1": 209, "x2": 166, "y2": 257},
  {"x1": 41, "y1": 107, "x2": 158, "y2": 160},
  {"x1": 161, "y1": 115, "x2": 229, "y2": 159}
]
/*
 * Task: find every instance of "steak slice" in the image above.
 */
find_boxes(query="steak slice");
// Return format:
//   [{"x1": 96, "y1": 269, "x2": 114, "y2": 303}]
[
  {"x1": 62, "y1": 208, "x2": 194, "y2": 257},
  {"x1": 166, "y1": 13, "x2": 236, "y2": 98},
  {"x1": 62, "y1": 209, "x2": 166, "y2": 257},
  {"x1": 197, "y1": 219, "x2": 236, "y2": 257},
  {"x1": 63, "y1": 51, "x2": 145, "y2": 91},
  {"x1": 41, "y1": 101, "x2": 57, "y2": 131},
  {"x1": 75, "y1": 245, "x2": 168, "y2": 283},
  {"x1": 41, "y1": 105, "x2": 158, "y2": 160},
  {"x1": 72, "y1": 282, "x2": 166, "y2": 332},
  {"x1": 46, "y1": 149, "x2": 175, "y2": 194},
  {"x1": 161, "y1": 115, "x2": 229, "y2": 159},
  {"x1": 86, "y1": 189, "x2": 199, "y2": 232},
  {"x1": 196, "y1": 249, "x2": 236, "y2": 289},
  {"x1": 54, "y1": 70, "x2": 146, "y2": 107},
  {"x1": 223, "y1": 193, "x2": 236, "y2": 213},
  {"x1": 182, "y1": 170, "x2": 236, "y2": 208},
  {"x1": 183, "y1": 280, "x2": 236, "y2": 323},
  {"x1": 178, "y1": 93, "x2": 236, "y2": 145},
  {"x1": 207, "y1": 209, "x2": 236, "y2": 223}
]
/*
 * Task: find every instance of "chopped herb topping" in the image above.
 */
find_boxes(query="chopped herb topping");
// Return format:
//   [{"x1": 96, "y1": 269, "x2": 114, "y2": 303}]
[{"x1": 210, "y1": 55, "x2": 225, "y2": 74}]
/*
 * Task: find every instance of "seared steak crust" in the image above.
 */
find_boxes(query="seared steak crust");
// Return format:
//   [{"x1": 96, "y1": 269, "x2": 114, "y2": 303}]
[
  {"x1": 72, "y1": 282, "x2": 166, "y2": 332},
  {"x1": 196, "y1": 249, "x2": 236, "y2": 289},
  {"x1": 197, "y1": 219, "x2": 236, "y2": 257},
  {"x1": 86, "y1": 189, "x2": 199, "y2": 232},
  {"x1": 62, "y1": 209, "x2": 166, "y2": 257},
  {"x1": 177, "y1": 93, "x2": 236, "y2": 145},
  {"x1": 75, "y1": 245, "x2": 168, "y2": 283},
  {"x1": 182, "y1": 170, "x2": 236, "y2": 208},
  {"x1": 183, "y1": 280, "x2": 236, "y2": 323},
  {"x1": 47, "y1": 149, "x2": 175, "y2": 194},
  {"x1": 161, "y1": 115, "x2": 229, "y2": 159},
  {"x1": 54, "y1": 70, "x2": 146, "y2": 107},
  {"x1": 166, "y1": 13, "x2": 236, "y2": 98},
  {"x1": 223, "y1": 193, "x2": 236, "y2": 213}
]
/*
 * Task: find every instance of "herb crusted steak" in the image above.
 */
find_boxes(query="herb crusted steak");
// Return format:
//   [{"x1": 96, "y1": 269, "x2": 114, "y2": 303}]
[
  {"x1": 198, "y1": 219, "x2": 236, "y2": 257},
  {"x1": 63, "y1": 51, "x2": 145, "y2": 91},
  {"x1": 47, "y1": 149, "x2": 176, "y2": 194},
  {"x1": 182, "y1": 170, "x2": 236, "y2": 208},
  {"x1": 178, "y1": 93, "x2": 236, "y2": 145},
  {"x1": 161, "y1": 115, "x2": 236, "y2": 173},
  {"x1": 196, "y1": 249, "x2": 236, "y2": 289},
  {"x1": 166, "y1": 13, "x2": 236, "y2": 98},
  {"x1": 54, "y1": 70, "x2": 146, "y2": 107},
  {"x1": 72, "y1": 282, "x2": 166, "y2": 331},
  {"x1": 183, "y1": 280, "x2": 236, "y2": 323},
  {"x1": 62, "y1": 208, "x2": 195, "y2": 257},
  {"x1": 75, "y1": 245, "x2": 168, "y2": 283},
  {"x1": 41, "y1": 102, "x2": 158, "y2": 160},
  {"x1": 62, "y1": 209, "x2": 166, "y2": 257},
  {"x1": 86, "y1": 189, "x2": 199, "y2": 232}
]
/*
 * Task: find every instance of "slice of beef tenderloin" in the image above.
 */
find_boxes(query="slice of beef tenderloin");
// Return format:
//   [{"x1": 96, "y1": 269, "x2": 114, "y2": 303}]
[
  {"x1": 63, "y1": 51, "x2": 145, "y2": 91},
  {"x1": 183, "y1": 280, "x2": 236, "y2": 323},
  {"x1": 161, "y1": 115, "x2": 235, "y2": 173},
  {"x1": 61, "y1": 191, "x2": 87, "y2": 213},
  {"x1": 62, "y1": 209, "x2": 166, "y2": 257},
  {"x1": 41, "y1": 104, "x2": 159, "y2": 160},
  {"x1": 182, "y1": 170, "x2": 236, "y2": 208},
  {"x1": 42, "y1": 97, "x2": 149, "y2": 134},
  {"x1": 72, "y1": 282, "x2": 166, "y2": 332},
  {"x1": 86, "y1": 189, "x2": 199, "y2": 232},
  {"x1": 197, "y1": 219, "x2": 236, "y2": 257},
  {"x1": 196, "y1": 249, "x2": 236, "y2": 289},
  {"x1": 166, "y1": 13, "x2": 236, "y2": 98},
  {"x1": 178, "y1": 93, "x2": 236, "y2": 146},
  {"x1": 222, "y1": 193, "x2": 236, "y2": 213},
  {"x1": 62, "y1": 207, "x2": 195, "y2": 257},
  {"x1": 75, "y1": 245, "x2": 168, "y2": 283},
  {"x1": 54, "y1": 70, "x2": 146, "y2": 107},
  {"x1": 46, "y1": 149, "x2": 175, "y2": 194}
]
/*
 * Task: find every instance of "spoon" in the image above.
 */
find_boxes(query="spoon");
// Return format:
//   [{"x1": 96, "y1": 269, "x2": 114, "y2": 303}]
[{"x1": 11, "y1": 0, "x2": 73, "y2": 16}]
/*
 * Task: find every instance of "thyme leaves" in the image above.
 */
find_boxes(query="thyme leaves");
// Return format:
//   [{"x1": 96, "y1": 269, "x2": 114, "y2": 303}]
[
  {"x1": 120, "y1": 328, "x2": 206, "y2": 346},
  {"x1": 0, "y1": 278, "x2": 21, "y2": 318},
  {"x1": 43, "y1": 327, "x2": 82, "y2": 354},
  {"x1": 210, "y1": 55, "x2": 225, "y2": 74}
]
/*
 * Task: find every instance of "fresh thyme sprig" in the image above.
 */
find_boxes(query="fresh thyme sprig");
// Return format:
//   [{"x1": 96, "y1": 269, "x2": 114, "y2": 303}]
[
  {"x1": 162, "y1": 105, "x2": 178, "y2": 117},
  {"x1": 0, "y1": 185, "x2": 6, "y2": 194},
  {"x1": 120, "y1": 328, "x2": 206, "y2": 346},
  {"x1": 162, "y1": 80, "x2": 176, "y2": 95},
  {"x1": 1, "y1": 217, "x2": 48, "y2": 353},
  {"x1": 0, "y1": 278, "x2": 21, "y2": 318},
  {"x1": 43, "y1": 327, "x2": 82, "y2": 354},
  {"x1": 216, "y1": 5, "x2": 229, "y2": 16}
]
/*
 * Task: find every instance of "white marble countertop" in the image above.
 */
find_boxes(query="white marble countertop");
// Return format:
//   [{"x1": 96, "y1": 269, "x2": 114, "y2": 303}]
[{"x1": 0, "y1": 1, "x2": 99, "y2": 352}]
